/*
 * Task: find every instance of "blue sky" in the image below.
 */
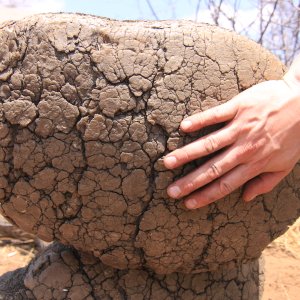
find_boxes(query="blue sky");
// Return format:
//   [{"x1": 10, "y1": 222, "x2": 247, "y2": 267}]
[
  {"x1": 0, "y1": 0, "x2": 258, "y2": 37},
  {"x1": 62, "y1": 0, "x2": 254, "y2": 21},
  {"x1": 63, "y1": 0, "x2": 202, "y2": 20}
]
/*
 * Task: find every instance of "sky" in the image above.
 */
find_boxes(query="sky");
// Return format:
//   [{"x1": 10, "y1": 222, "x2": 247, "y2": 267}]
[
  {"x1": 62, "y1": 0, "x2": 255, "y2": 21},
  {"x1": 0, "y1": 0, "x2": 264, "y2": 46},
  {"x1": 0, "y1": 0, "x2": 257, "y2": 29}
]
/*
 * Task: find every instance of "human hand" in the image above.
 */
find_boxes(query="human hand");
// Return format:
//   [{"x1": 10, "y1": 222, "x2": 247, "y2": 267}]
[{"x1": 164, "y1": 75, "x2": 300, "y2": 209}]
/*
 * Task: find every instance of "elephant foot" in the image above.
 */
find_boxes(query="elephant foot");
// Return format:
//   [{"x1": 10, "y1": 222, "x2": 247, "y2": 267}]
[{"x1": 0, "y1": 243, "x2": 264, "y2": 300}]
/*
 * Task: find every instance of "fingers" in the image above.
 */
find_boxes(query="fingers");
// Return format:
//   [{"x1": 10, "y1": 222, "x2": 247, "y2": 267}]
[
  {"x1": 183, "y1": 163, "x2": 259, "y2": 209},
  {"x1": 180, "y1": 99, "x2": 239, "y2": 133},
  {"x1": 164, "y1": 124, "x2": 238, "y2": 169},
  {"x1": 167, "y1": 145, "x2": 241, "y2": 199},
  {"x1": 242, "y1": 170, "x2": 290, "y2": 202},
  {"x1": 166, "y1": 138, "x2": 265, "y2": 199}
]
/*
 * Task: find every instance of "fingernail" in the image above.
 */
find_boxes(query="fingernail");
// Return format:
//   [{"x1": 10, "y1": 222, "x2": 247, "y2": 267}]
[
  {"x1": 168, "y1": 185, "x2": 181, "y2": 198},
  {"x1": 164, "y1": 156, "x2": 177, "y2": 168},
  {"x1": 185, "y1": 198, "x2": 198, "y2": 209},
  {"x1": 181, "y1": 120, "x2": 192, "y2": 130}
]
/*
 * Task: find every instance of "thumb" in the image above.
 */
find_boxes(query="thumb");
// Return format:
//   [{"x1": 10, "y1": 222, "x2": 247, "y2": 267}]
[{"x1": 243, "y1": 171, "x2": 290, "y2": 202}]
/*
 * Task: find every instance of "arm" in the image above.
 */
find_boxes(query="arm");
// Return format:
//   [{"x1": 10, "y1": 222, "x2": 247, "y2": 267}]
[{"x1": 164, "y1": 57, "x2": 300, "y2": 209}]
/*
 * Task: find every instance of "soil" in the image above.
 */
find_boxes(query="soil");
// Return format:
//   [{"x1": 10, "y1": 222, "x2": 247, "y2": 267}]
[
  {"x1": 263, "y1": 246, "x2": 300, "y2": 300},
  {"x1": 262, "y1": 217, "x2": 300, "y2": 300}
]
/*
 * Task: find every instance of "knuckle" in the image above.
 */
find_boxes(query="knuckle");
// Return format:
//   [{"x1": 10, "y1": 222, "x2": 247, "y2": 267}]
[
  {"x1": 180, "y1": 148, "x2": 192, "y2": 162},
  {"x1": 230, "y1": 124, "x2": 240, "y2": 137},
  {"x1": 207, "y1": 163, "x2": 221, "y2": 181},
  {"x1": 237, "y1": 142, "x2": 260, "y2": 160},
  {"x1": 243, "y1": 143, "x2": 257, "y2": 155},
  {"x1": 219, "y1": 180, "x2": 233, "y2": 196},
  {"x1": 239, "y1": 123, "x2": 251, "y2": 135},
  {"x1": 185, "y1": 181, "x2": 196, "y2": 193},
  {"x1": 204, "y1": 136, "x2": 217, "y2": 154}
]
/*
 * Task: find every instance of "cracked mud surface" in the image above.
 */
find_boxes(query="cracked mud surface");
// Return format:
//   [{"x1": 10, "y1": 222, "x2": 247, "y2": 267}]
[
  {"x1": 0, "y1": 243, "x2": 263, "y2": 300},
  {"x1": 0, "y1": 13, "x2": 300, "y2": 275}
]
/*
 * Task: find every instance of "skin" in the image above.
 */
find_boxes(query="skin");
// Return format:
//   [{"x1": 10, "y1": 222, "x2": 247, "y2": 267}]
[
  {"x1": 5, "y1": 14, "x2": 299, "y2": 275},
  {"x1": 164, "y1": 56, "x2": 300, "y2": 209}
]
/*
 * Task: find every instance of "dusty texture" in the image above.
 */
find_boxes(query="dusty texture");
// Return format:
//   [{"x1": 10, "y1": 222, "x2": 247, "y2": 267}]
[
  {"x1": 0, "y1": 13, "x2": 299, "y2": 275},
  {"x1": 0, "y1": 242, "x2": 264, "y2": 300},
  {"x1": 262, "y1": 246, "x2": 300, "y2": 300}
]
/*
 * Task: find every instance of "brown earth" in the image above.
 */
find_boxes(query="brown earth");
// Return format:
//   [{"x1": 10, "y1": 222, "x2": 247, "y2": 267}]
[
  {"x1": 263, "y1": 249, "x2": 300, "y2": 300},
  {"x1": 262, "y1": 217, "x2": 300, "y2": 300}
]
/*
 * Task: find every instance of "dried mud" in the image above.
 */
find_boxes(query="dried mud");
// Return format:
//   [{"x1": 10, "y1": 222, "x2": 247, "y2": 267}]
[
  {"x1": 0, "y1": 243, "x2": 263, "y2": 300},
  {"x1": 0, "y1": 12, "x2": 299, "y2": 284}
]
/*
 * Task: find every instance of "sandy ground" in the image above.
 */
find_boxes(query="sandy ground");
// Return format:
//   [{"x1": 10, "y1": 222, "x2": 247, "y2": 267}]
[
  {"x1": 263, "y1": 247, "x2": 300, "y2": 300},
  {"x1": 0, "y1": 215, "x2": 299, "y2": 299},
  {"x1": 262, "y1": 218, "x2": 300, "y2": 300}
]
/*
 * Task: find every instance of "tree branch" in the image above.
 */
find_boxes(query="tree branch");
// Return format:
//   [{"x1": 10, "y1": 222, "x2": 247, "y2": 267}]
[
  {"x1": 258, "y1": 0, "x2": 279, "y2": 44},
  {"x1": 291, "y1": 0, "x2": 300, "y2": 65},
  {"x1": 145, "y1": 0, "x2": 159, "y2": 20},
  {"x1": 195, "y1": 0, "x2": 201, "y2": 22}
]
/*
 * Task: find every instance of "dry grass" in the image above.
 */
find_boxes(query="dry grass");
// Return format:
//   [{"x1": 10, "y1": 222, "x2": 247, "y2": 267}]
[
  {"x1": 0, "y1": 214, "x2": 37, "y2": 275},
  {"x1": 0, "y1": 244, "x2": 35, "y2": 261},
  {"x1": 0, "y1": 243, "x2": 35, "y2": 275}
]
